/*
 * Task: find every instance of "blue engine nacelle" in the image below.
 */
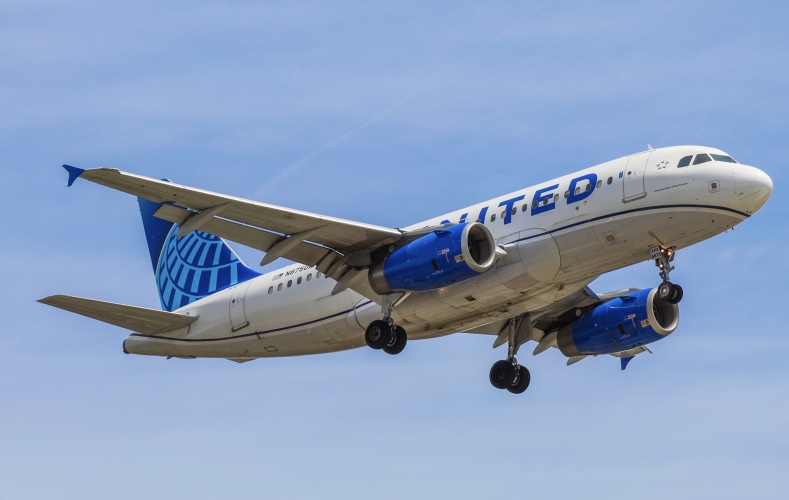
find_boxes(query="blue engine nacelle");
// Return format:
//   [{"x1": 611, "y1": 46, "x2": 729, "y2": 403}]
[
  {"x1": 368, "y1": 222, "x2": 498, "y2": 294},
  {"x1": 557, "y1": 287, "x2": 680, "y2": 357}
]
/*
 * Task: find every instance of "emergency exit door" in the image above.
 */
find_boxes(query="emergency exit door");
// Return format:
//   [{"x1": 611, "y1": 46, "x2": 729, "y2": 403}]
[{"x1": 229, "y1": 281, "x2": 253, "y2": 331}]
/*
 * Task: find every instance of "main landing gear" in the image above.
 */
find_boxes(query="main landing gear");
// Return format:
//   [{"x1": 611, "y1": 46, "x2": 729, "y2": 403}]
[
  {"x1": 364, "y1": 294, "x2": 408, "y2": 355},
  {"x1": 652, "y1": 245, "x2": 683, "y2": 305},
  {"x1": 489, "y1": 317, "x2": 531, "y2": 394},
  {"x1": 365, "y1": 320, "x2": 407, "y2": 355}
]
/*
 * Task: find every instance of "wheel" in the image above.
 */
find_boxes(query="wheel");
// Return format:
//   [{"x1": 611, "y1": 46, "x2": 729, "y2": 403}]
[
  {"x1": 507, "y1": 365, "x2": 531, "y2": 394},
  {"x1": 383, "y1": 326, "x2": 407, "y2": 355},
  {"x1": 669, "y1": 284, "x2": 683, "y2": 304},
  {"x1": 365, "y1": 320, "x2": 392, "y2": 350},
  {"x1": 489, "y1": 360, "x2": 516, "y2": 389},
  {"x1": 657, "y1": 282, "x2": 675, "y2": 303}
]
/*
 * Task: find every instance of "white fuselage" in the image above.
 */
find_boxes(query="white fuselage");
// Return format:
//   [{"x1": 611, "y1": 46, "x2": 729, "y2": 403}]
[{"x1": 123, "y1": 146, "x2": 772, "y2": 359}]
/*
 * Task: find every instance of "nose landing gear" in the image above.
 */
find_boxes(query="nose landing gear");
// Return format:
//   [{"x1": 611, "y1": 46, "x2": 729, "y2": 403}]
[{"x1": 651, "y1": 245, "x2": 683, "y2": 304}]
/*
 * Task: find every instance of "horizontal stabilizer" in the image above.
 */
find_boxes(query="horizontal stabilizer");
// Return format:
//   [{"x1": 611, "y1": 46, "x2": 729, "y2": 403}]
[{"x1": 38, "y1": 295, "x2": 198, "y2": 335}]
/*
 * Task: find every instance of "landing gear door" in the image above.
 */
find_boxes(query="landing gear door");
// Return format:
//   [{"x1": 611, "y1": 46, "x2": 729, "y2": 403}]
[{"x1": 622, "y1": 152, "x2": 651, "y2": 203}]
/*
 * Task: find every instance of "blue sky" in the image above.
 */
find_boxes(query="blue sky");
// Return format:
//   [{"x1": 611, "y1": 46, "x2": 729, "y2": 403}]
[{"x1": 2, "y1": 1, "x2": 788, "y2": 498}]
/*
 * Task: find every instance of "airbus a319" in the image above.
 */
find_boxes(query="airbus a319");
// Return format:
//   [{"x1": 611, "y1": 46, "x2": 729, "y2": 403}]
[{"x1": 40, "y1": 146, "x2": 772, "y2": 393}]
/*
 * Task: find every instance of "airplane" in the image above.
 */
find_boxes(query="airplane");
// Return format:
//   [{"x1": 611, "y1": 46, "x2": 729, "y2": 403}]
[{"x1": 39, "y1": 145, "x2": 773, "y2": 394}]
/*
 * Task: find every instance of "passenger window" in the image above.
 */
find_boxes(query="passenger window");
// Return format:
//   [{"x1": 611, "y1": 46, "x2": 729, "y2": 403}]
[
  {"x1": 532, "y1": 200, "x2": 538, "y2": 209},
  {"x1": 307, "y1": 274, "x2": 312, "y2": 281},
  {"x1": 522, "y1": 203, "x2": 529, "y2": 212},
  {"x1": 297, "y1": 277, "x2": 302, "y2": 284},
  {"x1": 585, "y1": 183, "x2": 591, "y2": 192},
  {"x1": 553, "y1": 194, "x2": 559, "y2": 202},
  {"x1": 596, "y1": 180, "x2": 602, "y2": 188},
  {"x1": 575, "y1": 186, "x2": 580, "y2": 195},
  {"x1": 677, "y1": 155, "x2": 692, "y2": 168},
  {"x1": 500, "y1": 211, "x2": 505, "y2": 218},
  {"x1": 711, "y1": 154, "x2": 737, "y2": 163},
  {"x1": 490, "y1": 213, "x2": 496, "y2": 222},
  {"x1": 512, "y1": 207, "x2": 517, "y2": 215},
  {"x1": 287, "y1": 280, "x2": 292, "y2": 288},
  {"x1": 277, "y1": 283, "x2": 283, "y2": 291},
  {"x1": 316, "y1": 272, "x2": 321, "y2": 278},
  {"x1": 268, "y1": 286, "x2": 273, "y2": 294},
  {"x1": 693, "y1": 154, "x2": 712, "y2": 165},
  {"x1": 564, "y1": 190, "x2": 569, "y2": 198},
  {"x1": 607, "y1": 177, "x2": 613, "y2": 185}
]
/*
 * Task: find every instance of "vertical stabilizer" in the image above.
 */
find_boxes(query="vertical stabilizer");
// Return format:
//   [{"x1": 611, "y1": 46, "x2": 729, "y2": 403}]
[{"x1": 137, "y1": 198, "x2": 261, "y2": 312}]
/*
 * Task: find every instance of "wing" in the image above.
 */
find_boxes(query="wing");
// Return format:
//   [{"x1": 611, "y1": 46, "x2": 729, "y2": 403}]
[
  {"x1": 465, "y1": 286, "x2": 606, "y2": 347},
  {"x1": 65, "y1": 166, "x2": 404, "y2": 300},
  {"x1": 38, "y1": 295, "x2": 198, "y2": 335},
  {"x1": 464, "y1": 286, "x2": 648, "y2": 366}
]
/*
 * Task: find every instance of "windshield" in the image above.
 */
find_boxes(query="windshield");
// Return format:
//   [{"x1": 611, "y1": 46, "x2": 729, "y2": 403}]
[
  {"x1": 677, "y1": 152, "x2": 739, "y2": 168},
  {"x1": 711, "y1": 154, "x2": 737, "y2": 163}
]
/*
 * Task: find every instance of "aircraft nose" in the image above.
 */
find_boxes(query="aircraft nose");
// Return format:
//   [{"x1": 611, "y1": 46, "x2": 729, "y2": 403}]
[{"x1": 735, "y1": 166, "x2": 773, "y2": 214}]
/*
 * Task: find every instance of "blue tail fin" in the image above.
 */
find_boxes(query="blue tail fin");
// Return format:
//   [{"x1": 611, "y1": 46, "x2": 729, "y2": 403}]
[{"x1": 137, "y1": 198, "x2": 261, "y2": 312}]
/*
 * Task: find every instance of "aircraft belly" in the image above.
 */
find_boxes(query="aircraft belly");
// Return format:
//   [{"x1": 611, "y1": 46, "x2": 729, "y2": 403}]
[{"x1": 566, "y1": 208, "x2": 743, "y2": 281}]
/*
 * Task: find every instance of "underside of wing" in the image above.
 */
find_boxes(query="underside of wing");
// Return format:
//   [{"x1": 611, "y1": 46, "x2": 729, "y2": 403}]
[
  {"x1": 463, "y1": 285, "x2": 640, "y2": 347},
  {"x1": 75, "y1": 167, "x2": 402, "y2": 253},
  {"x1": 463, "y1": 285, "x2": 660, "y2": 370},
  {"x1": 66, "y1": 166, "x2": 404, "y2": 302},
  {"x1": 38, "y1": 295, "x2": 198, "y2": 335}
]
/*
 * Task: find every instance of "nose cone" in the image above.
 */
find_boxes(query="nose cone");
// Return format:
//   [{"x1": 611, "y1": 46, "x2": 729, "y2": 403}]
[{"x1": 735, "y1": 166, "x2": 773, "y2": 214}]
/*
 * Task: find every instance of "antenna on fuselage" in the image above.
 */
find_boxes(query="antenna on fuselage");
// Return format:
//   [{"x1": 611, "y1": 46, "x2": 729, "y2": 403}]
[{"x1": 647, "y1": 144, "x2": 654, "y2": 151}]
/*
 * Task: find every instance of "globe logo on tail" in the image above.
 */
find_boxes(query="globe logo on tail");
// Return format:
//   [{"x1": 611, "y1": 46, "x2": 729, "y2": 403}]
[{"x1": 155, "y1": 226, "x2": 260, "y2": 311}]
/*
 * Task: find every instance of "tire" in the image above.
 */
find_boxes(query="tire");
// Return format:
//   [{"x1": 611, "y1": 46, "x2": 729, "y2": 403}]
[
  {"x1": 669, "y1": 284, "x2": 684, "y2": 304},
  {"x1": 657, "y1": 282, "x2": 675, "y2": 303},
  {"x1": 507, "y1": 366, "x2": 531, "y2": 394},
  {"x1": 365, "y1": 320, "x2": 392, "y2": 350},
  {"x1": 489, "y1": 360, "x2": 516, "y2": 389},
  {"x1": 383, "y1": 326, "x2": 407, "y2": 355}
]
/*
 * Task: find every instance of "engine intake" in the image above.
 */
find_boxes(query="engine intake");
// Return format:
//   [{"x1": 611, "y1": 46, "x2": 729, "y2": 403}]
[
  {"x1": 557, "y1": 287, "x2": 679, "y2": 357},
  {"x1": 369, "y1": 222, "x2": 497, "y2": 294}
]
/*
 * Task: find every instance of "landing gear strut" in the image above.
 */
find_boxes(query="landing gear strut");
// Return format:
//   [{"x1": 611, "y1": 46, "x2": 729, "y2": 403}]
[
  {"x1": 651, "y1": 245, "x2": 683, "y2": 304},
  {"x1": 489, "y1": 317, "x2": 531, "y2": 394},
  {"x1": 364, "y1": 293, "x2": 408, "y2": 355}
]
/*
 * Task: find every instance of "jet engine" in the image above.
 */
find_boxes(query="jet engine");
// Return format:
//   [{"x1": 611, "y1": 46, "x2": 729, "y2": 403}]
[
  {"x1": 368, "y1": 222, "x2": 497, "y2": 294},
  {"x1": 557, "y1": 287, "x2": 679, "y2": 357}
]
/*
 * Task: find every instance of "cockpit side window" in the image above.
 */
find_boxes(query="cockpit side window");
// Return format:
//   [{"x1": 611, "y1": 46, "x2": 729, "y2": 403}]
[
  {"x1": 711, "y1": 154, "x2": 737, "y2": 163},
  {"x1": 677, "y1": 155, "x2": 692, "y2": 168},
  {"x1": 693, "y1": 153, "x2": 712, "y2": 165}
]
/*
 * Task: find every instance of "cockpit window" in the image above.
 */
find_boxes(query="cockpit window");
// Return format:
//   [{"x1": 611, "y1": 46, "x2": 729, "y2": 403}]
[
  {"x1": 693, "y1": 153, "x2": 712, "y2": 165},
  {"x1": 677, "y1": 155, "x2": 692, "y2": 168},
  {"x1": 711, "y1": 154, "x2": 737, "y2": 163}
]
